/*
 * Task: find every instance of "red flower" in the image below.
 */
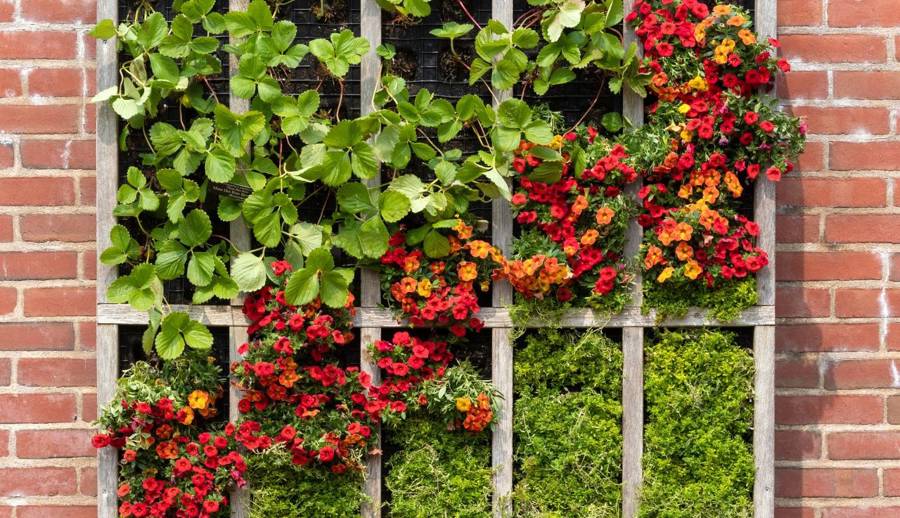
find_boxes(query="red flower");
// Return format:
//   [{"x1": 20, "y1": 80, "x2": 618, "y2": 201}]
[{"x1": 318, "y1": 446, "x2": 335, "y2": 462}]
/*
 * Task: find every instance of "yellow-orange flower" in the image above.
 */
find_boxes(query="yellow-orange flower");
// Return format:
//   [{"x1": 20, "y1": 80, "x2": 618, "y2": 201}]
[
  {"x1": 702, "y1": 185, "x2": 720, "y2": 204},
  {"x1": 678, "y1": 184, "x2": 693, "y2": 199},
  {"x1": 656, "y1": 266, "x2": 675, "y2": 283},
  {"x1": 400, "y1": 276, "x2": 417, "y2": 294},
  {"x1": 580, "y1": 229, "x2": 599, "y2": 246},
  {"x1": 738, "y1": 28, "x2": 756, "y2": 45},
  {"x1": 456, "y1": 396, "x2": 472, "y2": 412},
  {"x1": 572, "y1": 195, "x2": 589, "y2": 217},
  {"x1": 684, "y1": 260, "x2": 703, "y2": 280},
  {"x1": 724, "y1": 171, "x2": 743, "y2": 197},
  {"x1": 713, "y1": 5, "x2": 732, "y2": 16},
  {"x1": 595, "y1": 207, "x2": 615, "y2": 225},
  {"x1": 458, "y1": 261, "x2": 478, "y2": 282},
  {"x1": 279, "y1": 369, "x2": 300, "y2": 388},
  {"x1": 688, "y1": 75, "x2": 708, "y2": 92},
  {"x1": 644, "y1": 245, "x2": 664, "y2": 269},
  {"x1": 403, "y1": 255, "x2": 420, "y2": 273},
  {"x1": 727, "y1": 15, "x2": 746, "y2": 27},
  {"x1": 188, "y1": 390, "x2": 210, "y2": 410},
  {"x1": 674, "y1": 222, "x2": 694, "y2": 241},
  {"x1": 454, "y1": 220, "x2": 473, "y2": 240},
  {"x1": 179, "y1": 407, "x2": 194, "y2": 425},
  {"x1": 417, "y1": 278, "x2": 433, "y2": 297},
  {"x1": 675, "y1": 242, "x2": 694, "y2": 261}
]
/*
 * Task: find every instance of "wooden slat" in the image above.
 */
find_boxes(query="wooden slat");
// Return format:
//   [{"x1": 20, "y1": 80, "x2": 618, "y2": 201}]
[
  {"x1": 621, "y1": 327, "x2": 643, "y2": 518},
  {"x1": 491, "y1": 327, "x2": 513, "y2": 518},
  {"x1": 98, "y1": 303, "x2": 236, "y2": 325},
  {"x1": 95, "y1": 1, "x2": 119, "y2": 517},
  {"x1": 359, "y1": 0, "x2": 383, "y2": 515},
  {"x1": 622, "y1": 0, "x2": 644, "y2": 310},
  {"x1": 754, "y1": 0, "x2": 777, "y2": 308},
  {"x1": 753, "y1": 325, "x2": 775, "y2": 518}
]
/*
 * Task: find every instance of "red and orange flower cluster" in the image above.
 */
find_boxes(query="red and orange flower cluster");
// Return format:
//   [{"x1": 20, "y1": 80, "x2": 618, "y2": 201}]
[
  {"x1": 454, "y1": 393, "x2": 494, "y2": 433},
  {"x1": 92, "y1": 378, "x2": 246, "y2": 518},
  {"x1": 627, "y1": 1, "x2": 804, "y2": 291},
  {"x1": 508, "y1": 131, "x2": 636, "y2": 309}
]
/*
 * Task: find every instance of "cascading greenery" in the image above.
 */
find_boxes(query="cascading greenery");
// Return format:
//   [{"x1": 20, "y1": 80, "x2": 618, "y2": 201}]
[
  {"x1": 513, "y1": 328, "x2": 623, "y2": 516},
  {"x1": 92, "y1": 0, "x2": 642, "y2": 360},
  {"x1": 641, "y1": 329, "x2": 754, "y2": 517}
]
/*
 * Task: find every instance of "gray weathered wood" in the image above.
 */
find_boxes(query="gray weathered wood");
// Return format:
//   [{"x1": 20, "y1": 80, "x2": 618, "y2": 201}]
[
  {"x1": 753, "y1": 325, "x2": 775, "y2": 518},
  {"x1": 753, "y1": 0, "x2": 777, "y2": 308},
  {"x1": 491, "y1": 327, "x2": 513, "y2": 518},
  {"x1": 96, "y1": 1, "x2": 119, "y2": 517},
  {"x1": 98, "y1": 303, "x2": 236, "y2": 325},
  {"x1": 622, "y1": 0, "x2": 644, "y2": 309},
  {"x1": 622, "y1": 327, "x2": 643, "y2": 518},
  {"x1": 359, "y1": 1, "x2": 383, "y2": 515}
]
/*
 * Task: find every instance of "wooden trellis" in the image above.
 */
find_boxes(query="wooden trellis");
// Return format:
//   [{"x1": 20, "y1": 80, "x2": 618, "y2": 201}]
[{"x1": 94, "y1": 0, "x2": 778, "y2": 517}]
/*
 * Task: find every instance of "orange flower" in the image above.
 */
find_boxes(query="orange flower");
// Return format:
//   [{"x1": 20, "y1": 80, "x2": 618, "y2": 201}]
[
  {"x1": 279, "y1": 369, "x2": 300, "y2": 388},
  {"x1": 188, "y1": 390, "x2": 210, "y2": 410},
  {"x1": 468, "y1": 240, "x2": 492, "y2": 259},
  {"x1": 674, "y1": 222, "x2": 693, "y2": 241},
  {"x1": 580, "y1": 229, "x2": 599, "y2": 246},
  {"x1": 675, "y1": 242, "x2": 694, "y2": 261},
  {"x1": 454, "y1": 220, "x2": 473, "y2": 240},
  {"x1": 417, "y1": 278, "x2": 432, "y2": 297},
  {"x1": 738, "y1": 28, "x2": 756, "y2": 45},
  {"x1": 458, "y1": 261, "x2": 478, "y2": 282},
  {"x1": 727, "y1": 15, "x2": 746, "y2": 27},
  {"x1": 699, "y1": 209, "x2": 720, "y2": 231},
  {"x1": 713, "y1": 5, "x2": 732, "y2": 16},
  {"x1": 403, "y1": 255, "x2": 420, "y2": 273},
  {"x1": 178, "y1": 407, "x2": 194, "y2": 426},
  {"x1": 678, "y1": 184, "x2": 693, "y2": 199},
  {"x1": 156, "y1": 441, "x2": 178, "y2": 460},
  {"x1": 644, "y1": 245, "x2": 664, "y2": 269},
  {"x1": 456, "y1": 396, "x2": 472, "y2": 412},
  {"x1": 595, "y1": 207, "x2": 615, "y2": 225},
  {"x1": 702, "y1": 185, "x2": 720, "y2": 204},
  {"x1": 400, "y1": 277, "x2": 417, "y2": 294},
  {"x1": 684, "y1": 260, "x2": 703, "y2": 280},
  {"x1": 724, "y1": 171, "x2": 743, "y2": 197},
  {"x1": 572, "y1": 195, "x2": 589, "y2": 217}
]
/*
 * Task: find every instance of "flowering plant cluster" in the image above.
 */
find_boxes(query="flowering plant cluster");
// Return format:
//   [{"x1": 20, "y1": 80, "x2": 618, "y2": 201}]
[
  {"x1": 508, "y1": 130, "x2": 638, "y2": 313},
  {"x1": 380, "y1": 221, "x2": 504, "y2": 337},
  {"x1": 92, "y1": 356, "x2": 246, "y2": 518},
  {"x1": 625, "y1": 0, "x2": 805, "y2": 317}
]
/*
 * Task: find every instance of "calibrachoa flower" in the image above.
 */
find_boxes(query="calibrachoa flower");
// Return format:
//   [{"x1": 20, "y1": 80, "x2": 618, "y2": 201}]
[{"x1": 507, "y1": 130, "x2": 637, "y2": 311}]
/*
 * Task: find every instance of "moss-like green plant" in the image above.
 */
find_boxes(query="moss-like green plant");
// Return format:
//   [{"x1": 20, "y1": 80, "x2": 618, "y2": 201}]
[
  {"x1": 641, "y1": 330, "x2": 754, "y2": 518},
  {"x1": 513, "y1": 329, "x2": 623, "y2": 517},
  {"x1": 385, "y1": 416, "x2": 492, "y2": 517},
  {"x1": 643, "y1": 277, "x2": 758, "y2": 323},
  {"x1": 247, "y1": 447, "x2": 367, "y2": 517}
]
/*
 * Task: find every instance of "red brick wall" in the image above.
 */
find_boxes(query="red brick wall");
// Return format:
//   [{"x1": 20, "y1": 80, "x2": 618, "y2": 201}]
[
  {"x1": 0, "y1": 0, "x2": 897, "y2": 516},
  {"x1": 775, "y1": 0, "x2": 900, "y2": 516},
  {"x1": 0, "y1": 0, "x2": 99, "y2": 515}
]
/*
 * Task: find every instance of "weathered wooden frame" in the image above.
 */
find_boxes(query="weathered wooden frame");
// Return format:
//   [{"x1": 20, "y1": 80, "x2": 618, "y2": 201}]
[{"x1": 95, "y1": 1, "x2": 777, "y2": 517}]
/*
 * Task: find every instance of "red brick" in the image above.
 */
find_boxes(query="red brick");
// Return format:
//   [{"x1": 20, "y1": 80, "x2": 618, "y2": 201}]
[
  {"x1": 834, "y1": 289, "x2": 900, "y2": 318},
  {"x1": 24, "y1": 287, "x2": 95, "y2": 316},
  {"x1": 21, "y1": 214, "x2": 95, "y2": 242},
  {"x1": 798, "y1": 314, "x2": 865, "y2": 348},
  {"x1": 0, "y1": 507, "x2": 9, "y2": 518},
  {"x1": 0, "y1": 251, "x2": 78, "y2": 280},
  {"x1": 777, "y1": 177, "x2": 886, "y2": 208},
  {"x1": 0, "y1": 287, "x2": 14, "y2": 315},
  {"x1": 777, "y1": 0, "x2": 822, "y2": 26},
  {"x1": 84, "y1": 103, "x2": 96, "y2": 133},
  {"x1": 828, "y1": 0, "x2": 900, "y2": 27},
  {"x1": 885, "y1": 469, "x2": 900, "y2": 495},
  {"x1": 775, "y1": 468, "x2": 877, "y2": 498},
  {"x1": 777, "y1": 70, "x2": 828, "y2": 100},
  {"x1": 831, "y1": 141, "x2": 900, "y2": 171},
  {"x1": 0, "y1": 31, "x2": 77, "y2": 60},
  {"x1": 0, "y1": 322, "x2": 74, "y2": 350},
  {"x1": 21, "y1": 0, "x2": 97, "y2": 23},
  {"x1": 0, "y1": 68, "x2": 21, "y2": 97},
  {"x1": 18, "y1": 358, "x2": 96, "y2": 387},
  {"x1": 826, "y1": 359, "x2": 899, "y2": 389},
  {"x1": 834, "y1": 71, "x2": 900, "y2": 100},
  {"x1": 776, "y1": 214, "x2": 819, "y2": 244},
  {"x1": 776, "y1": 358, "x2": 819, "y2": 388},
  {"x1": 826, "y1": 215, "x2": 900, "y2": 243},
  {"x1": 83, "y1": 249, "x2": 96, "y2": 280},
  {"x1": 79, "y1": 175, "x2": 96, "y2": 204},
  {"x1": 780, "y1": 34, "x2": 887, "y2": 64},
  {"x1": 0, "y1": 105, "x2": 79, "y2": 134},
  {"x1": 892, "y1": 323, "x2": 900, "y2": 351},
  {"x1": 18, "y1": 508, "x2": 95, "y2": 518},
  {"x1": 776, "y1": 430, "x2": 821, "y2": 460},
  {"x1": 823, "y1": 508, "x2": 900, "y2": 518},
  {"x1": 0, "y1": 0, "x2": 12, "y2": 22},
  {"x1": 0, "y1": 143, "x2": 12, "y2": 168},
  {"x1": 0, "y1": 430, "x2": 7, "y2": 457},
  {"x1": 0, "y1": 215, "x2": 12, "y2": 241},
  {"x1": 0, "y1": 358, "x2": 9, "y2": 385},
  {"x1": 79, "y1": 467, "x2": 97, "y2": 496},
  {"x1": 893, "y1": 255, "x2": 900, "y2": 282},
  {"x1": 16, "y1": 429, "x2": 95, "y2": 458},
  {"x1": 776, "y1": 395, "x2": 883, "y2": 424},
  {"x1": 795, "y1": 141, "x2": 825, "y2": 172},
  {"x1": 81, "y1": 392, "x2": 97, "y2": 422},
  {"x1": 888, "y1": 396, "x2": 900, "y2": 424},
  {"x1": 776, "y1": 509, "x2": 815, "y2": 518},
  {"x1": 791, "y1": 106, "x2": 890, "y2": 135},
  {"x1": 778, "y1": 251, "x2": 882, "y2": 281},
  {"x1": 27, "y1": 68, "x2": 84, "y2": 97},
  {"x1": 775, "y1": 286, "x2": 830, "y2": 318},
  {"x1": 897, "y1": 35, "x2": 900, "y2": 61},
  {"x1": 78, "y1": 320, "x2": 96, "y2": 351},
  {"x1": 0, "y1": 467, "x2": 77, "y2": 497},
  {"x1": 20, "y1": 139, "x2": 96, "y2": 169},
  {"x1": 828, "y1": 431, "x2": 900, "y2": 460},
  {"x1": 0, "y1": 393, "x2": 77, "y2": 423},
  {"x1": 0, "y1": 177, "x2": 74, "y2": 205}
]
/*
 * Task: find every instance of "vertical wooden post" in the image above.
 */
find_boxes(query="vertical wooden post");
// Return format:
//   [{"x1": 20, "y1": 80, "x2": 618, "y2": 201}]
[
  {"x1": 621, "y1": 2, "x2": 644, "y2": 517},
  {"x1": 95, "y1": 2, "x2": 119, "y2": 517},
  {"x1": 360, "y1": 1, "x2": 383, "y2": 515},
  {"x1": 491, "y1": 1, "x2": 514, "y2": 516}
]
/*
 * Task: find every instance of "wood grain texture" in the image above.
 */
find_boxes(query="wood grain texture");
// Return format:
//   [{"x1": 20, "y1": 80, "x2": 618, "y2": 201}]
[
  {"x1": 621, "y1": 327, "x2": 643, "y2": 518},
  {"x1": 753, "y1": 0, "x2": 777, "y2": 306},
  {"x1": 359, "y1": 327, "x2": 383, "y2": 518},
  {"x1": 753, "y1": 325, "x2": 775, "y2": 518},
  {"x1": 491, "y1": 327, "x2": 513, "y2": 518},
  {"x1": 96, "y1": 324, "x2": 119, "y2": 518},
  {"x1": 622, "y1": 0, "x2": 644, "y2": 308}
]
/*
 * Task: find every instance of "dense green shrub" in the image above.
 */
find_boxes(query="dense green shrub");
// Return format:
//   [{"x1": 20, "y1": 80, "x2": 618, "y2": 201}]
[
  {"x1": 513, "y1": 329, "x2": 623, "y2": 517},
  {"x1": 641, "y1": 330, "x2": 754, "y2": 518},
  {"x1": 643, "y1": 277, "x2": 758, "y2": 322},
  {"x1": 247, "y1": 447, "x2": 367, "y2": 518},
  {"x1": 385, "y1": 416, "x2": 493, "y2": 517}
]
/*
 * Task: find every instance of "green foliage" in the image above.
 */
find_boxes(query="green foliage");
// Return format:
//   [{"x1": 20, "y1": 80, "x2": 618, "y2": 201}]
[
  {"x1": 246, "y1": 447, "x2": 367, "y2": 518},
  {"x1": 643, "y1": 276, "x2": 758, "y2": 322},
  {"x1": 641, "y1": 330, "x2": 754, "y2": 518},
  {"x1": 513, "y1": 329, "x2": 622, "y2": 516},
  {"x1": 385, "y1": 416, "x2": 492, "y2": 517}
]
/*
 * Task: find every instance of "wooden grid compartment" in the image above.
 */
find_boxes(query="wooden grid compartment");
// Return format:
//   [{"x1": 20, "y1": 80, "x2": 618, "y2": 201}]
[{"x1": 95, "y1": 1, "x2": 778, "y2": 517}]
